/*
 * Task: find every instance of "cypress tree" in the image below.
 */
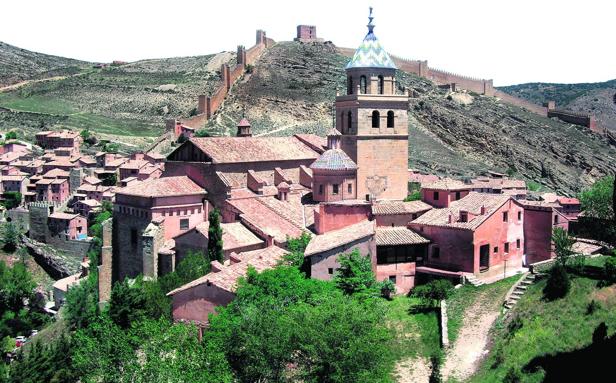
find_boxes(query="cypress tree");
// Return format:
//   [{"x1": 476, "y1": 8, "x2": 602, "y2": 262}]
[{"x1": 208, "y1": 209, "x2": 224, "y2": 263}]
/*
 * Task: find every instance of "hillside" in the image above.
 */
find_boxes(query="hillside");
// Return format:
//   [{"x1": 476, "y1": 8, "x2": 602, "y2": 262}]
[
  {"x1": 0, "y1": 48, "x2": 233, "y2": 148},
  {"x1": 0, "y1": 41, "x2": 89, "y2": 87},
  {"x1": 499, "y1": 80, "x2": 616, "y2": 131},
  {"x1": 206, "y1": 41, "x2": 616, "y2": 194}
]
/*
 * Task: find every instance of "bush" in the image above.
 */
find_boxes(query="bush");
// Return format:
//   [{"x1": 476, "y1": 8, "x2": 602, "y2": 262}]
[
  {"x1": 412, "y1": 279, "x2": 453, "y2": 308},
  {"x1": 378, "y1": 279, "x2": 396, "y2": 300},
  {"x1": 604, "y1": 257, "x2": 616, "y2": 284},
  {"x1": 334, "y1": 250, "x2": 377, "y2": 296},
  {"x1": 586, "y1": 299, "x2": 601, "y2": 315},
  {"x1": 543, "y1": 263, "x2": 570, "y2": 300},
  {"x1": 404, "y1": 190, "x2": 421, "y2": 202},
  {"x1": 4, "y1": 131, "x2": 17, "y2": 140}
]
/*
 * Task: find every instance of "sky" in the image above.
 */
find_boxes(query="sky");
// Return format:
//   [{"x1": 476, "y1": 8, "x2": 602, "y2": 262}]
[{"x1": 1, "y1": 0, "x2": 614, "y2": 86}]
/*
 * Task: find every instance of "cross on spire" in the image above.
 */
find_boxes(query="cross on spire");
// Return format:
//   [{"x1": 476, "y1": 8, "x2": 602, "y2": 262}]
[{"x1": 367, "y1": 6, "x2": 374, "y2": 33}]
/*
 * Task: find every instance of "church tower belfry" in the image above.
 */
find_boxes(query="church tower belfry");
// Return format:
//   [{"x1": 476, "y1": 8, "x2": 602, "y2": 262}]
[{"x1": 336, "y1": 8, "x2": 409, "y2": 200}]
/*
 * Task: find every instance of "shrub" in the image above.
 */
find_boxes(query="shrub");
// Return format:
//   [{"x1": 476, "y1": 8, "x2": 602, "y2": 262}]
[
  {"x1": 586, "y1": 299, "x2": 601, "y2": 315},
  {"x1": 2, "y1": 221, "x2": 19, "y2": 252},
  {"x1": 503, "y1": 366, "x2": 522, "y2": 383},
  {"x1": 604, "y1": 257, "x2": 616, "y2": 284},
  {"x1": 378, "y1": 279, "x2": 396, "y2": 300},
  {"x1": 412, "y1": 279, "x2": 453, "y2": 308},
  {"x1": 334, "y1": 250, "x2": 377, "y2": 296},
  {"x1": 404, "y1": 190, "x2": 421, "y2": 202},
  {"x1": 429, "y1": 353, "x2": 443, "y2": 383},
  {"x1": 5, "y1": 131, "x2": 17, "y2": 140},
  {"x1": 543, "y1": 263, "x2": 570, "y2": 300}
]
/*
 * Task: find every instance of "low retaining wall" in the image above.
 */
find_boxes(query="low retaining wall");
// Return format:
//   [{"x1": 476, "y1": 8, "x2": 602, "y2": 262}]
[{"x1": 440, "y1": 300, "x2": 449, "y2": 348}]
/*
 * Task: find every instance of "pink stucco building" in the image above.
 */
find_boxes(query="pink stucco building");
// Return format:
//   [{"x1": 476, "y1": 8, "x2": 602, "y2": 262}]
[
  {"x1": 168, "y1": 246, "x2": 288, "y2": 326},
  {"x1": 47, "y1": 212, "x2": 88, "y2": 240},
  {"x1": 420, "y1": 178, "x2": 471, "y2": 208},
  {"x1": 410, "y1": 192, "x2": 525, "y2": 279}
]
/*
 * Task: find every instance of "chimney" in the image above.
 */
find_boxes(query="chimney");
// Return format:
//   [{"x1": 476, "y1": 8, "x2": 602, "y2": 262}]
[
  {"x1": 326, "y1": 128, "x2": 341, "y2": 150},
  {"x1": 448, "y1": 213, "x2": 454, "y2": 223},
  {"x1": 236, "y1": 117, "x2": 252, "y2": 137},
  {"x1": 480, "y1": 205, "x2": 486, "y2": 215}
]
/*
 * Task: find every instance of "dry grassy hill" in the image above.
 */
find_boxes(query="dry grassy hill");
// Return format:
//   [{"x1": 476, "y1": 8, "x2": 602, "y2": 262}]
[
  {"x1": 205, "y1": 41, "x2": 616, "y2": 195},
  {"x1": 499, "y1": 80, "x2": 616, "y2": 131},
  {"x1": 0, "y1": 41, "x2": 89, "y2": 87}
]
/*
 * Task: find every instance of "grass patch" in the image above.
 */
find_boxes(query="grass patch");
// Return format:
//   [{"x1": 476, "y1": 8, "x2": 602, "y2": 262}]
[
  {"x1": 446, "y1": 276, "x2": 518, "y2": 344},
  {"x1": 65, "y1": 112, "x2": 161, "y2": 137},
  {"x1": 0, "y1": 93, "x2": 77, "y2": 115},
  {"x1": 469, "y1": 276, "x2": 616, "y2": 382},
  {"x1": 386, "y1": 296, "x2": 441, "y2": 360}
]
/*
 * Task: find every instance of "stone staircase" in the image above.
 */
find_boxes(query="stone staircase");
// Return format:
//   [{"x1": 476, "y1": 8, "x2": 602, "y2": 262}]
[
  {"x1": 465, "y1": 274, "x2": 486, "y2": 287},
  {"x1": 504, "y1": 273, "x2": 536, "y2": 310}
]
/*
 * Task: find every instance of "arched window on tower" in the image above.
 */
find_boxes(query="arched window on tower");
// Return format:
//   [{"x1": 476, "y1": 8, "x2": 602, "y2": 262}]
[
  {"x1": 360, "y1": 75, "x2": 367, "y2": 94},
  {"x1": 372, "y1": 111, "x2": 380, "y2": 128},
  {"x1": 347, "y1": 111, "x2": 352, "y2": 132},
  {"x1": 378, "y1": 75, "x2": 384, "y2": 94},
  {"x1": 387, "y1": 111, "x2": 395, "y2": 128},
  {"x1": 347, "y1": 76, "x2": 353, "y2": 95},
  {"x1": 340, "y1": 112, "x2": 345, "y2": 132}
]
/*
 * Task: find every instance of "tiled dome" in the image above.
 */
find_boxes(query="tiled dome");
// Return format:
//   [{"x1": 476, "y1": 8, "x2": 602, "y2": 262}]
[
  {"x1": 346, "y1": 12, "x2": 396, "y2": 70},
  {"x1": 310, "y1": 149, "x2": 357, "y2": 171}
]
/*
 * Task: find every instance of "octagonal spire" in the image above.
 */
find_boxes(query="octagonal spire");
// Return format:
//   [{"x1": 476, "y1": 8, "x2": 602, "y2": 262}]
[{"x1": 345, "y1": 7, "x2": 396, "y2": 70}]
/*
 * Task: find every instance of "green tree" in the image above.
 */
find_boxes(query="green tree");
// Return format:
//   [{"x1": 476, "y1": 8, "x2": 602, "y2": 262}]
[
  {"x1": 1, "y1": 191, "x2": 22, "y2": 209},
  {"x1": 194, "y1": 130, "x2": 211, "y2": 137},
  {"x1": 334, "y1": 250, "x2": 377, "y2": 296},
  {"x1": 207, "y1": 209, "x2": 224, "y2": 263},
  {"x1": 411, "y1": 279, "x2": 453, "y2": 308},
  {"x1": 543, "y1": 263, "x2": 570, "y2": 300},
  {"x1": 0, "y1": 261, "x2": 34, "y2": 313},
  {"x1": 2, "y1": 221, "x2": 19, "y2": 252},
  {"x1": 579, "y1": 175, "x2": 615, "y2": 221},
  {"x1": 9, "y1": 332, "x2": 77, "y2": 383},
  {"x1": 157, "y1": 250, "x2": 210, "y2": 293},
  {"x1": 64, "y1": 277, "x2": 99, "y2": 330},
  {"x1": 404, "y1": 190, "x2": 421, "y2": 202},
  {"x1": 4, "y1": 131, "x2": 17, "y2": 140},
  {"x1": 282, "y1": 232, "x2": 311, "y2": 268},
  {"x1": 107, "y1": 279, "x2": 147, "y2": 329},
  {"x1": 552, "y1": 227, "x2": 575, "y2": 266}
]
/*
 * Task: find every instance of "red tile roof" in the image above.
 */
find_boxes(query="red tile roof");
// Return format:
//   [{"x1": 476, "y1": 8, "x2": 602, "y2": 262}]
[
  {"x1": 117, "y1": 176, "x2": 205, "y2": 198},
  {"x1": 421, "y1": 178, "x2": 472, "y2": 190},
  {"x1": 190, "y1": 221, "x2": 264, "y2": 251},
  {"x1": 558, "y1": 197, "x2": 580, "y2": 205},
  {"x1": 410, "y1": 192, "x2": 513, "y2": 231},
  {"x1": 375, "y1": 227, "x2": 429, "y2": 246},
  {"x1": 304, "y1": 220, "x2": 374, "y2": 256},
  {"x1": 372, "y1": 200, "x2": 432, "y2": 216},
  {"x1": 167, "y1": 246, "x2": 288, "y2": 295},
  {"x1": 187, "y1": 136, "x2": 321, "y2": 164}
]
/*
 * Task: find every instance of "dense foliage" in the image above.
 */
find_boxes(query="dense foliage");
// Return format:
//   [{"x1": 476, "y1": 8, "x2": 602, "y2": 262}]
[
  {"x1": 207, "y1": 209, "x2": 223, "y2": 263},
  {"x1": 543, "y1": 263, "x2": 571, "y2": 301}
]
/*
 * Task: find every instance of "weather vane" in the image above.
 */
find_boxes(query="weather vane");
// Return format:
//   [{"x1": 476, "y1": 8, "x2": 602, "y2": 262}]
[{"x1": 368, "y1": 6, "x2": 374, "y2": 32}]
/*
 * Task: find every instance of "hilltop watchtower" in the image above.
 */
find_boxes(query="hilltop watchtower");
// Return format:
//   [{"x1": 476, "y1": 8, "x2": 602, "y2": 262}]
[{"x1": 336, "y1": 9, "x2": 409, "y2": 200}]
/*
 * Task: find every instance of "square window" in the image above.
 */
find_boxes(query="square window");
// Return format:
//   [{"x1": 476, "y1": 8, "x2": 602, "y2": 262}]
[
  {"x1": 180, "y1": 218, "x2": 189, "y2": 230},
  {"x1": 455, "y1": 191, "x2": 461, "y2": 200},
  {"x1": 328, "y1": 268, "x2": 334, "y2": 275},
  {"x1": 389, "y1": 275, "x2": 397, "y2": 283},
  {"x1": 432, "y1": 247, "x2": 440, "y2": 258},
  {"x1": 319, "y1": 184, "x2": 323, "y2": 195},
  {"x1": 493, "y1": 246, "x2": 499, "y2": 254}
]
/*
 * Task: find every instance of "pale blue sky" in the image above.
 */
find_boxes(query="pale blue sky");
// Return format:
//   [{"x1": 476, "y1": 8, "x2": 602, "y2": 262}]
[{"x1": 1, "y1": 0, "x2": 613, "y2": 85}]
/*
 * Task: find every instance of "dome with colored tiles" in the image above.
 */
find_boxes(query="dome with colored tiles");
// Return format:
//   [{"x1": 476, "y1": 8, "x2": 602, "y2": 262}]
[{"x1": 345, "y1": 9, "x2": 396, "y2": 70}]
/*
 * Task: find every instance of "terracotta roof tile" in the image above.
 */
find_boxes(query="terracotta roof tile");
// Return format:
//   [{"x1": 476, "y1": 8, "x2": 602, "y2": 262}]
[
  {"x1": 310, "y1": 149, "x2": 357, "y2": 171},
  {"x1": 117, "y1": 176, "x2": 205, "y2": 198},
  {"x1": 375, "y1": 227, "x2": 429, "y2": 246},
  {"x1": 49, "y1": 212, "x2": 80, "y2": 220},
  {"x1": 167, "y1": 246, "x2": 288, "y2": 295},
  {"x1": 410, "y1": 192, "x2": 513, "y2": 231},
  {"x1": 372, "y1": 200, "x2": 432, "y2": 216},
  {"x1": 187, "y1": 136, "x2": 320, "y2": 164},
  {"x1": 421, "y1": 178, "x2": 472, "y2": 190},
  {"x1": 191, "y1": 221, "x2": 264, "y2": 251},
  {"x1": 304, "y1": 220, "x2": 374, "y2": 256}
]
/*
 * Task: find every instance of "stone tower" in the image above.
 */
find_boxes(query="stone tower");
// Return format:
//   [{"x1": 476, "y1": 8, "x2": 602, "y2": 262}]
[
  {"x1": 236, "y1": 118, "x2": 252, "y2": 137},
  {"x1": 336, "y1": 9, "x2": 409, "y2": 200}
]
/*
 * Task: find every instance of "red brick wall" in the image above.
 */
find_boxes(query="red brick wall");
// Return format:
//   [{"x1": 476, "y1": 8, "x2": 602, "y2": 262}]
[{"x1": 314, "y1": 203, "x2": 371, "y2": 234}]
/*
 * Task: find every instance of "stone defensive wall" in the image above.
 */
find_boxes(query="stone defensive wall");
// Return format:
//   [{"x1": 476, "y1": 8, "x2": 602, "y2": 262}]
[
  {"x1": 340, "y1": 47, "x2": 598, "y2": 131},
  {"x1": 179, "y1": 31, "x2": 275, "y2": 129}
]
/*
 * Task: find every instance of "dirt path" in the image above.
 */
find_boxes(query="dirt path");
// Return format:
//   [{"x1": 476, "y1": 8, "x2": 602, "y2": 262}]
[
  {"x1": 441, "y1": 291, "x2": 503, "y2": 381},
  {"x1": 394, "y1": 357, "x2": 430, "y2": 383},
  {"x1": 0, "y1": 75, "x2": 69, "y2": 93}
]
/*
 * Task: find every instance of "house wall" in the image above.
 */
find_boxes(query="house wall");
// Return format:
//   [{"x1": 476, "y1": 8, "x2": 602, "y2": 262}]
[
  {"x1": 421, "y1": 188, "x2": 469, "y2": 208},
  {"x1": 312, "y1": 171, "x2": 356, "y2": 203},
  {"x1": 376, "y1": 261, "x2": 415, "y2": 294},
  {"x1": 314, "y1": 203, "x2": 371, "y2": 234},
  {"x1": 408, "y1": 224, "x2": 475, "y2": 272},
  {"x1": 171, "y1": 283, "x2": 236, "y2": 325},
  {"x1": 375, "y1": 210, "x2": 429, "y2": 227},
  {"x1": 308, "y1": 235, "x2": 375, "y2": 280},
  {"x1": 473, "y1": 200, "x2": 525, "y2": 276},
  {"x1": 523, "y1": 208, "x2": 569, "y2": 265}
]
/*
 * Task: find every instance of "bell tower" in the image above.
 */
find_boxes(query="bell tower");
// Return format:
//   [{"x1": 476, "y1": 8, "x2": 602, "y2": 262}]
[{"x1": 336, "y1": 8, "x2": 409, "y2": 200}]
